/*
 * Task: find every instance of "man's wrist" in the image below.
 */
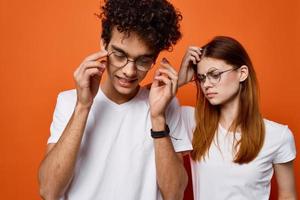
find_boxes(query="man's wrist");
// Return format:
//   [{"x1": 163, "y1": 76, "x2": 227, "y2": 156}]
[
  {"x1": 151, "y1": 115, "x2": 166, "y2": 131},
  {"x1": 151, "y1": 124, "x2": 170, "y2": 139},
  {"x1": 75, "y1": 102, "x2": 92, "y2": 114}
]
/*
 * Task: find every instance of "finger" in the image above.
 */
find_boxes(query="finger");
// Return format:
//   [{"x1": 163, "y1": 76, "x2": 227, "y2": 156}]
[
  {"x1": 154, "y1": 75, "x2": 173, "y2": 92},
  {"x1": 157, "y1": 71, "x2": 178, "y2": 95},
  {"x1": 84, "y1": 50, "x2": 108, "y2": 62},
  {"x1": 158, "y1": 65, "x2": 178, "y2": 94},
  {"x1": 158, "y1": 68, "x2": 178, "y2": 82},
  {"x1": 83, "y1": 61, "x2": 106, "y2": 71},
  {"x1": 78, "y1": 62, "x2": 105, "y2": 80},
  {"x1": 83, "y1": 68, "x2": 104, "y2": 82},
  {"x1": 160, "y1": 59, "x2": 177, "y2": 74},
  {"x1": 189, "y1": 51, "x2": 201, "y2": 62},
  {"x1": 160, "y1": 58, "x2": 178, "y2": 75},
  {"x1": 152, "y1": 69, "x2": 161, "y2": 88},
  {"x1": 189, "y1": 46, "x2": 202, "y2": 55},
  {"x1": 75, "y1": 68, "x2": 101, "y2": 88},
  {"x1": 77, "y1": 61, "x2": 106, "y2": 78},
  {"x1": 190, "y1": 56, "x2": 197, "y2": 65},
  {"x1": 154, "y1": 75, "x2": 172, "y2": 87}
]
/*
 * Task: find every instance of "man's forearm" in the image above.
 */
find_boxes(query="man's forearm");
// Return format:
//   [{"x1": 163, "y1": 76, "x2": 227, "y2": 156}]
[
  {"x1": 39, "y1": 104, "x2": 91, "y2": 200},
  {"x1": 152, "y1": 117, "x2": 188, "y2": 200}
]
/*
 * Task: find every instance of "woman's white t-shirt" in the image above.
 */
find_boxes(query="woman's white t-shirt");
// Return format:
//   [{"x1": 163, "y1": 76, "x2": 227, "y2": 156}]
[{"x1": 181, "y1": 106, "x2": 296, "y2": 200}]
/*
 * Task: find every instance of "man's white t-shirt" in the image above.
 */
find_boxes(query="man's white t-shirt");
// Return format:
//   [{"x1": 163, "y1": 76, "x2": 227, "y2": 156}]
[
  {"x1": 48, "y1": 88, "x2": 192, "y2": 200},
  {"x1": 181, "y1": 106, "x2": 296, "y2": 200}
]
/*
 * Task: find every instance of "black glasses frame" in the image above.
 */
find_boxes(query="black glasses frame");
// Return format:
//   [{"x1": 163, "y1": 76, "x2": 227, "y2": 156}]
[{"x1": 107, "y1": 51, "x2": 155, "y2": 72}]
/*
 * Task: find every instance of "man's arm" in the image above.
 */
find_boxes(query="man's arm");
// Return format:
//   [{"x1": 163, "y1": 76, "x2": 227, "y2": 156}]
[
  {"x1": 39, "y1": 105, "x2": 91, "y2": 200},
  {"x1": 274, "y1": 161, "x2": 297, "y2": 200},
  {"x1": 151, "y1": 117, "x2": 188, "y2": 200},
  {"x1": 38, "y1": 50, "x2": 107, "y2": 200},
  {"x1": 149, "y1": 58, "x2": 188, "y2": 200}
]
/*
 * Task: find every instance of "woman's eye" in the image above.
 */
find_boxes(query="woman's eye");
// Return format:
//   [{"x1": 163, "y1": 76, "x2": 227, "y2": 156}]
[
  {"x1": 198, "y1": 75, "x2": 206, "y2": 82},
  {"x1": 210, "y1": 72, "x2": 220, "y2": 79}
]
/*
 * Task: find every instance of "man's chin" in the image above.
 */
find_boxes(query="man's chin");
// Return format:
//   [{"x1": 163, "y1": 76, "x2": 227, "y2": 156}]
[{"x1": 114, "y1": 84, "x2": 139, "y2": 96}]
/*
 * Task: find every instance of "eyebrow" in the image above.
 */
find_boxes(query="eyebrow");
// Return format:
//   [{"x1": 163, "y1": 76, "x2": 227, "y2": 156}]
[
  {"x1": 111, "y1": 44, "x2": 156, "y2": 58},
  {"x1": 198, "y1": 68, "x2": 219, "y2": 75}
]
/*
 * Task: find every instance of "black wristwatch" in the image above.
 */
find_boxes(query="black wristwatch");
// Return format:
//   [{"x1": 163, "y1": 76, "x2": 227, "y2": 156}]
[{"x1": 151, "y1": 124, "x2": 170, "y2": 139}]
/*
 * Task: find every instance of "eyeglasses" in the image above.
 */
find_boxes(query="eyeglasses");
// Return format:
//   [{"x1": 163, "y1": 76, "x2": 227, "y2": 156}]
[
  {"x1": 107, "y1": 51, "x2": 155, "y2": 72},
  {"x1": 196, "y1": 68, "x2": 237, "y2": 85}
]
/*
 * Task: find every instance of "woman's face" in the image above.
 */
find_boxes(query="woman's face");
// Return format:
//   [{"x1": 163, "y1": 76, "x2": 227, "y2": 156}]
[{"x1": 196, "y1": 57, "x2": 244, "y2": 106}]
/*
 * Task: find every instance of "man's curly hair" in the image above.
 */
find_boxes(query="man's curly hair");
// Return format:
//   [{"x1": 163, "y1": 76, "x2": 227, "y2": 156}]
[{"x1": 99, "y1": 0, "x2": 182, "y2": 54}]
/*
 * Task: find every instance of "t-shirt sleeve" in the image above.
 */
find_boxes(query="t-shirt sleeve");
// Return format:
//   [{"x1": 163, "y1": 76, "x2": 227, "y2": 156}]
[
  {"x1": 165, "y1": 98, "x2": 193, "y2": 153},
  {"x1": 273, "y1": 126, "x2": 296, "y2": 164},
  {"x1": 180, "y1": 106, "x2": 196, "y2": 142},
  {"x1": 48, "y1": 91, "x2": 76, "y2": 144}
]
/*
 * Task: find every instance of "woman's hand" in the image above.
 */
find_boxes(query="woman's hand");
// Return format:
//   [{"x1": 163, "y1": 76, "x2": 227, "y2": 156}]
[{"x1": 178, "y1": 46, "x2": 202, "y2": 87}]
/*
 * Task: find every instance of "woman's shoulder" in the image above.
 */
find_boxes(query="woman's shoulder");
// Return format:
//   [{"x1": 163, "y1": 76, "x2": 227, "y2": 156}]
[
  {"x1": 263, "y1": 119, "x2": 296, "y2": 163},
  {"x1": 263, "y1": 118, "x2": 291, "y2": 136},
  {"x1": 264, "y1": 119, "x2": 287, "y2": 131},
  {"x1": 263, "y1": 119, "x2": 295, "y2": 149},
  {"x1": 181, "y1": 106, "x2": 196, "y2": 139},
  {"x1": 181, "y1": 106, "x2": 195, "y2": 114},
  {"x1": 181, "y1": 106, "x2": 195, "y2": 123}
]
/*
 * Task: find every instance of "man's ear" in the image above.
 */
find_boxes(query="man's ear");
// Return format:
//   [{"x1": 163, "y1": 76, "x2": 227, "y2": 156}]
[{"x1": 239, "y1": 65, "x2": 249, "y2": 82}]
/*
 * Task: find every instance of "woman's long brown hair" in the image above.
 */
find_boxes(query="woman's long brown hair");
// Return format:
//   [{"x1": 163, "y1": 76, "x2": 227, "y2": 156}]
[{"x1": 191, "y1": 36, "x2": 265, "y2": 164}]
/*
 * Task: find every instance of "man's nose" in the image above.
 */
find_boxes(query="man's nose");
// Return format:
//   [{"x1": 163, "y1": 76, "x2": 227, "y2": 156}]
[{"x1": 122, "y1": 60, "x2": 137, "y2": 77}]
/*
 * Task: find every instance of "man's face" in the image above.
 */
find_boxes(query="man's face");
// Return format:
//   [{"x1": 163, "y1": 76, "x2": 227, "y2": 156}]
[{"x1": 103, "y1": 28, "x2": 155, "y2": 101}]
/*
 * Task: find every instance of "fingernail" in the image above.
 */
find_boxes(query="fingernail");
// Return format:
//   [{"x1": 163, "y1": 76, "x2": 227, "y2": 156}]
[
  {"x1": 162, "y1": 57, "x2": 169, "y2": 63},
  {"x1": 100, "y1": 63, "x2": 106, "y2": 69}
]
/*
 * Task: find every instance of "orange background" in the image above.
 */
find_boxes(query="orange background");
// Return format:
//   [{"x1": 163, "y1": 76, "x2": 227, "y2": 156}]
[{"x1": 0, "y1": 0, "x2": 299, "y2": 199}]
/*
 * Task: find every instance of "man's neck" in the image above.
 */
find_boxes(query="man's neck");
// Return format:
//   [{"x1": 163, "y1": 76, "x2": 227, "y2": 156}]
[{"x1": 101, "y1": 80, "x2": 140, "y2": 105}]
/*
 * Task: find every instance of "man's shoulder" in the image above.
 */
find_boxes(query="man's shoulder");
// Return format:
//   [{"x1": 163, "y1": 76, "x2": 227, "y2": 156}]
[
  {"x1": 56, "y1": 89, "x2": 77, "y2": 108},
  {"x1": 58, "y1": 89, "x2": 76, "y2": 99}
]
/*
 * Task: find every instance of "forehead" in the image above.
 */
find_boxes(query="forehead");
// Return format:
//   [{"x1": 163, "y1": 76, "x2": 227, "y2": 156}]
[
  {"x1": 197, "y1": 57, "x2": 231, "y2": 73},
  {"x1": 108, "y1": 27, "x2": 154, "y2": 57}
]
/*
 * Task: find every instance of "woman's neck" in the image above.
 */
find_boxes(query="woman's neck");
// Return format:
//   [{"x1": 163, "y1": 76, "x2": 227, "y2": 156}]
[{"x1": 219, "y1": 93, "x2": 240, "y2": 131}]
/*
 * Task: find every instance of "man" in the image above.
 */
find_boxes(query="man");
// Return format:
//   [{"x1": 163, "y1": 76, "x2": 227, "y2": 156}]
[{"x1": 38, "y1": 0, "x2": 192, "y2": 199}]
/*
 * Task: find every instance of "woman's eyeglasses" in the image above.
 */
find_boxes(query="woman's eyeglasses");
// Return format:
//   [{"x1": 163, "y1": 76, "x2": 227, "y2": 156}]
[{"x1": 196, "y1": 68, "x2": 237, "y2": 85}]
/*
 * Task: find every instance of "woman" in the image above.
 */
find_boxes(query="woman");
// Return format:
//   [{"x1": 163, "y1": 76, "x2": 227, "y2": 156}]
[{"x1": 179, "y1": 36, "x2": 297, "y2": 200}]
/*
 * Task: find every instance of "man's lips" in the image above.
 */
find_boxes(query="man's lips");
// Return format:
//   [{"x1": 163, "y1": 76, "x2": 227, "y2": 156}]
[{"x1": 116, "y1": 76, "x2": 138, "y2": 87}]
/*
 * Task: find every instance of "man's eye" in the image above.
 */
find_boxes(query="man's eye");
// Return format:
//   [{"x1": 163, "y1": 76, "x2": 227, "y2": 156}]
[
  {"x1": 138, "y1": 57, "x2": 153, "y2": 64},
  {"x1": 114, "y1": 52, "x2": 126, "y2": 58}
]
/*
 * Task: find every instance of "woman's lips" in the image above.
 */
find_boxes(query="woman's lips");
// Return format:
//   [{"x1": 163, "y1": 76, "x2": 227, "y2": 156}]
[{"x1": 205, "y1": 92, "x2": 217, "y2": 98}]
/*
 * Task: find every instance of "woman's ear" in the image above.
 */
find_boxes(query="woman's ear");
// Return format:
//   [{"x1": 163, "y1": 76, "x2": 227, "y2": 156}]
[{"x1": 239, "y1": 65, "x2": 249, "y2": 82}]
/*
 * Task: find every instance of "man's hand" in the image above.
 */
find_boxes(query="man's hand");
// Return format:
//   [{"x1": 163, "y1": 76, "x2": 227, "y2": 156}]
[
  {"x1": 73, "y1": 50, "x2": 108, "y2": 108},
  {"x1": 149, "y1": 58, "x2": 178, "y2": 119}
]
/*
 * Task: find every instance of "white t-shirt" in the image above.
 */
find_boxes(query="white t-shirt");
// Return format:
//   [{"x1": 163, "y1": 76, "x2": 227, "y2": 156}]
[
  {"x1": 48, "y1": 88, "x2": 192, "y2": 200},
  {"x1": 181, "y1": 106, "x2": 296, "y2": 200}
]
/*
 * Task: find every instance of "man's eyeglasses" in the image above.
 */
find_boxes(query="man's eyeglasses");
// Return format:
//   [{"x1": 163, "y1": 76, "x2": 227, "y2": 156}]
[
  {"x1": 196, "y1": 68, "x2": 237, "y2": 85},
  {"x1": 107, "y1": 51, "x2": 155, "y2": 72}
]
